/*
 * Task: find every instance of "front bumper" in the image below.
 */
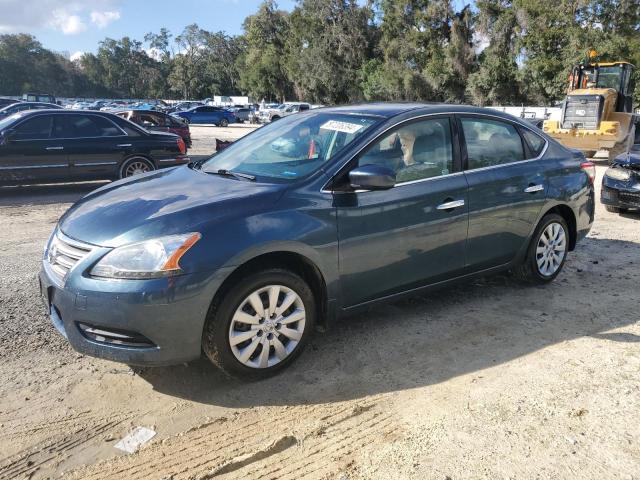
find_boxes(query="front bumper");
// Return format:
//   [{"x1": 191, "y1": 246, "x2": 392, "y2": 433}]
[
  {"x1": 601, "y1": 183, "x2": 640, "y2": 209},
  {"x1": 39, "y1": 257, "x2": 232, "y2": 366}
]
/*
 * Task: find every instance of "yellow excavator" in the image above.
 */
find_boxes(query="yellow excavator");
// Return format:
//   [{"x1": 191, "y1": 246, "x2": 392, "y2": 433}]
[{"x1": 543, "y1": 51, "x2": 638, "y2": 161}]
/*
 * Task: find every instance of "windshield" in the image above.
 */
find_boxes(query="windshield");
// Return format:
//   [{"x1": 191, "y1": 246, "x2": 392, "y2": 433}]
[{"x1": 202, "y1": 112, "x2": 379, "y2": 181}]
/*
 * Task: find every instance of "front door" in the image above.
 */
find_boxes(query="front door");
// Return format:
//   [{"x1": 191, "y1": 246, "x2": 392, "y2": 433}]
[
  {"x1": 336, "y1": 116, "x2": 469, "y2": 307},
  {"x1": 458, "y1": 115, "x2": 548, "y2": 270},
  {"x1": 0, "y1": 114, "x2": 69, "y2": 183}
]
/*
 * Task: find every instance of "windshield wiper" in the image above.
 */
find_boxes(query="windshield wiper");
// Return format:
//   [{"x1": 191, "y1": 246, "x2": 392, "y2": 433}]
[{"x1": 207, "y1": 169, "x2": 256, "y2": 181}]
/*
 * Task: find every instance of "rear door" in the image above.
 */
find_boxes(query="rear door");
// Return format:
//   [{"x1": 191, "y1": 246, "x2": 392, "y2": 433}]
[
  {"x1": 458, "y1": 114, "x2": 548, "y2": 270},
  {"x1": 59, "y1": 113, "x2": 129, "y2": 180},
  {"x1": 0, "y1": 114, "x2": 69, "y2": 183}
]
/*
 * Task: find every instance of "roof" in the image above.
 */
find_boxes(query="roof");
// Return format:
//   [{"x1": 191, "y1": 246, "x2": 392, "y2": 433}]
[
  {"x1": 586, "y1": 61, "x2": 635, "y2": 68},
  {"x1": 315, "y1": 102, "x2": 518, "y2": 119}
]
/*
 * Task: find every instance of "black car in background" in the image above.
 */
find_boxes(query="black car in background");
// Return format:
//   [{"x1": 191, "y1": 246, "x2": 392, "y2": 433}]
[
  {"x1": 0, "y1": 109, "x2": 188, "y2": 185},
  {"x1": 601, "y1": 144, "x2": 640, "y2": 213},
  {"x1": 0, "y1": 102, "x2": 62, "y2": 117}
]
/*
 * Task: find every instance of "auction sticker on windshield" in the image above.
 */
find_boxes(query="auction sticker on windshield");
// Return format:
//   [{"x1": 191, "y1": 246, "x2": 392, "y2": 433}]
[{"x1": 320, "y1": 120, "x2": 365, "y2": 134}]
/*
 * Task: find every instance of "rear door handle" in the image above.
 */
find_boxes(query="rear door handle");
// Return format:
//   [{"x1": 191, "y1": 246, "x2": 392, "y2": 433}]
[
  {"x1": 436, "y1": 199, "x2": 465, "y2": 210},
  {"x1": 117, "y1": 143, "x2": 132, "y2": 148},
  {"x1": 45, "y1": 146, "x2": 64, "y2": 151},
  {"x1": 524, "y1": 184, "x2": 544, "y2": 193}
]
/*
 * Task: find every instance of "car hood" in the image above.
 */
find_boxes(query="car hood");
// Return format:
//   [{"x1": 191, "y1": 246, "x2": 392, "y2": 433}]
[{"x1": 59, "y1": 166, "x2": 287, "y2": 247}]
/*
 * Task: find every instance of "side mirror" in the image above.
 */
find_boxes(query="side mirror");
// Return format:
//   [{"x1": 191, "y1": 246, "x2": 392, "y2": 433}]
[{"x1": 349, "y1": 164, "x2": 396, "y2": 191}]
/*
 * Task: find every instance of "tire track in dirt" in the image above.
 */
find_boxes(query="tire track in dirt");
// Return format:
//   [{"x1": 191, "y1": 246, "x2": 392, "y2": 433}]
[
  {"x1": 0, "y1": 412, "x2": 132, "y2": 480},
  {"x1": 65, "y1": 399, "x2": 395, "y2": 480}
]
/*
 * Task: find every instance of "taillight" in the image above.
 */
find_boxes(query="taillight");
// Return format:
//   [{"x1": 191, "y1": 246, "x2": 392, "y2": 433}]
[
  {"x1": 177, "y1": 137, "x2": 186, "y2": 155},
  {"x1": 580, "y1": 161, "x2": 596, "y2": 184}
]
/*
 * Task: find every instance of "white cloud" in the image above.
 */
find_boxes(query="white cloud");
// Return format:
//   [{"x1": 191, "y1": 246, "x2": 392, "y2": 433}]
[
  {"x1": 90, "y1": 10, "x2": 121, "y2": 29},
  {"x1": 70, "y1": 51, "x2": 85, "y2": 62},
  {"x1": 50, "y1": 11, "x2": 87, "y2": 35},
  {"x1": 0, "y1": 0, "x2": 120, "y2": 35}
]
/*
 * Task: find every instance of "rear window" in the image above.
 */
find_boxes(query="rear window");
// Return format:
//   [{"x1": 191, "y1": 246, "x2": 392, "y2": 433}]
[
  {"x1": 67, "y1": 115, "x2": 122, "y2": 137},
  {"x1": 462, "y1": 117, "x2": 525, "y2": 169}
]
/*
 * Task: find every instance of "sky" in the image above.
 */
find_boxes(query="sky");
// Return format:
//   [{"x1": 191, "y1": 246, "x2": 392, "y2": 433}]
[
  {"x1": 0, "y1": 0, "x2": 471, "y2": 60},
  {"x1": 0, "y1": 0, "x2": 297, "y2": 58}
]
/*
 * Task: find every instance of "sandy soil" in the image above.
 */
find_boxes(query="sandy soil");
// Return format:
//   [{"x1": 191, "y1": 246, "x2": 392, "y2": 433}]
[{"x1": 0, "y1": 145, "x2": 638, "y2": 479}]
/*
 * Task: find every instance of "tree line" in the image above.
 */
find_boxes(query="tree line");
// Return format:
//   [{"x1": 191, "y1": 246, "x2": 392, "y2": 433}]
[{"x1": 1, "y1": 0, "x2": 639, "y2": 106}]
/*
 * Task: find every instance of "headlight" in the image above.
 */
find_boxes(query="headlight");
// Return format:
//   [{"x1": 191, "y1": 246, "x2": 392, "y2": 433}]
[
  {"x1": 90, "y1": 233, "x2": 201, "y2": 279},
  {"x1": 605, "y1": 167, "x2": 631, "y2": 181}
]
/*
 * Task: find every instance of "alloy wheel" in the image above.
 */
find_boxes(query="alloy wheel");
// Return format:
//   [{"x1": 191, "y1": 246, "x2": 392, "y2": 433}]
[
  {"x1": 228, "y1": 285, "x2": 306, "y2": 369},
  {"x1": 535, "y1": 222, "x2": 567, "y2": 276},
  {"x1": 124, "y1": 160, "x2": 151, "y2": 177}
]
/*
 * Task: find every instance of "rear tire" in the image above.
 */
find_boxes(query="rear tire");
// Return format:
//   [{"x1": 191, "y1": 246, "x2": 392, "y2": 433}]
[
  {"x1": 513, "y1": 213, "x2": 569, "y2": 284},
  {"x1": 202, "y1": 269, "x2": 316, "y2": 380},
  {"x1": 219, "y1": 118, "x2": 229, "y2": 127},
  {"x1": 118, "y1": 156, "x2": 155, "y2": 179}
]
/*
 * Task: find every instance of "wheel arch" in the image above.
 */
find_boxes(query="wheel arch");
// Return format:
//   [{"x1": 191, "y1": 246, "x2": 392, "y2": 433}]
[
  {"x1": 211, "y1": 250, "x2": 329, "y2": 329},
  {"x1": 540, "y1": 204, "x2": 577, "y2": 251}
]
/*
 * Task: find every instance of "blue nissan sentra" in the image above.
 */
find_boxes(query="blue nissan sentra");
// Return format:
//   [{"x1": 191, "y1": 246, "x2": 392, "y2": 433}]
[{"x1": 40, "y1": 103, "x2": 595, "y2": 379}]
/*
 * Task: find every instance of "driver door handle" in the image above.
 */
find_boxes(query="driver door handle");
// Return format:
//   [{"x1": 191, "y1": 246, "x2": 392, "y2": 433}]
[
  {"x1": 524, "y1": 184, "x2": 544, "y2": 193},
  {"x1": 45, "y1": 146, "x2": 64, "y2": 151},
  {"x1": 436, "y1": 199, "x2": 465, "y2": 210}
]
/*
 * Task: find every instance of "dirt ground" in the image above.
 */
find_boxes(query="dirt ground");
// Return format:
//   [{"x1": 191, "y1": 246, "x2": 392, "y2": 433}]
[{"x1": 0, "y1": 130, "x2": 638, "y2": 479}]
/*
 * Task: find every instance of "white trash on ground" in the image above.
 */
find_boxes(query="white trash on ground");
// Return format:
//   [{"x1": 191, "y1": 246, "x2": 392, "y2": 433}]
[{"x1": 114, "y1": 427, "x2": 157, "y2": 454}]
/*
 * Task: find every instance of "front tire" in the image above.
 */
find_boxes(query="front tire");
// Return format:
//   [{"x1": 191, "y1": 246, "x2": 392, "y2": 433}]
[
  {"x1": 513, "y1": 214, "x2": 569, "y2": 284},
  {"x1": 202, "y1": 269, "x2": 316, "y2": 380},
  {"x1": 219, "y1": 118, "x2": 229, "y2": 127}
]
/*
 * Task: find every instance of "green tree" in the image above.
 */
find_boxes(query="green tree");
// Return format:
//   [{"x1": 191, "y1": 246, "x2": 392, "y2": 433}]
[
  {"x1": 169, "y1": 24, "x2": 208, "y2": 99},
  {"x1": 238, "y1": 0, "x2": 294, "y2": 102},
  {"x1": 285, "y1": 0, "x2": 374, "y2": 104},
  {"x1": 466, "y1": 0, "x2": 522, "y2": 105},
  {"x1": 203, "y1": 32, "x2": 246, "y2": 96}
]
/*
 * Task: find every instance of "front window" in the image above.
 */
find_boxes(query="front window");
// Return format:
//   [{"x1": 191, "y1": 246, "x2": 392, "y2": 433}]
[
  {"x1": 202, "y1": 112, "x2": 379, "y2": 181},
  {"x1": 357, "y1": 117, "x2": 454, "y2": 183},
  {"x1": 595, "y1": 66, "x2": 624, "y2": 90}
]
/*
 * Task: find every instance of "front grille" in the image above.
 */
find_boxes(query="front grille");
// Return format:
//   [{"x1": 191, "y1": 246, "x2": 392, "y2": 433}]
[
  {"x1": 618, "y1": 191, "x2": 640, "y2": 207},
  {"x1": 46, "y1": 231, "x2": 93, "y2": 283},
  {"x1": 561, "y1": 95, "x2": 603, "y2": 130}
]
